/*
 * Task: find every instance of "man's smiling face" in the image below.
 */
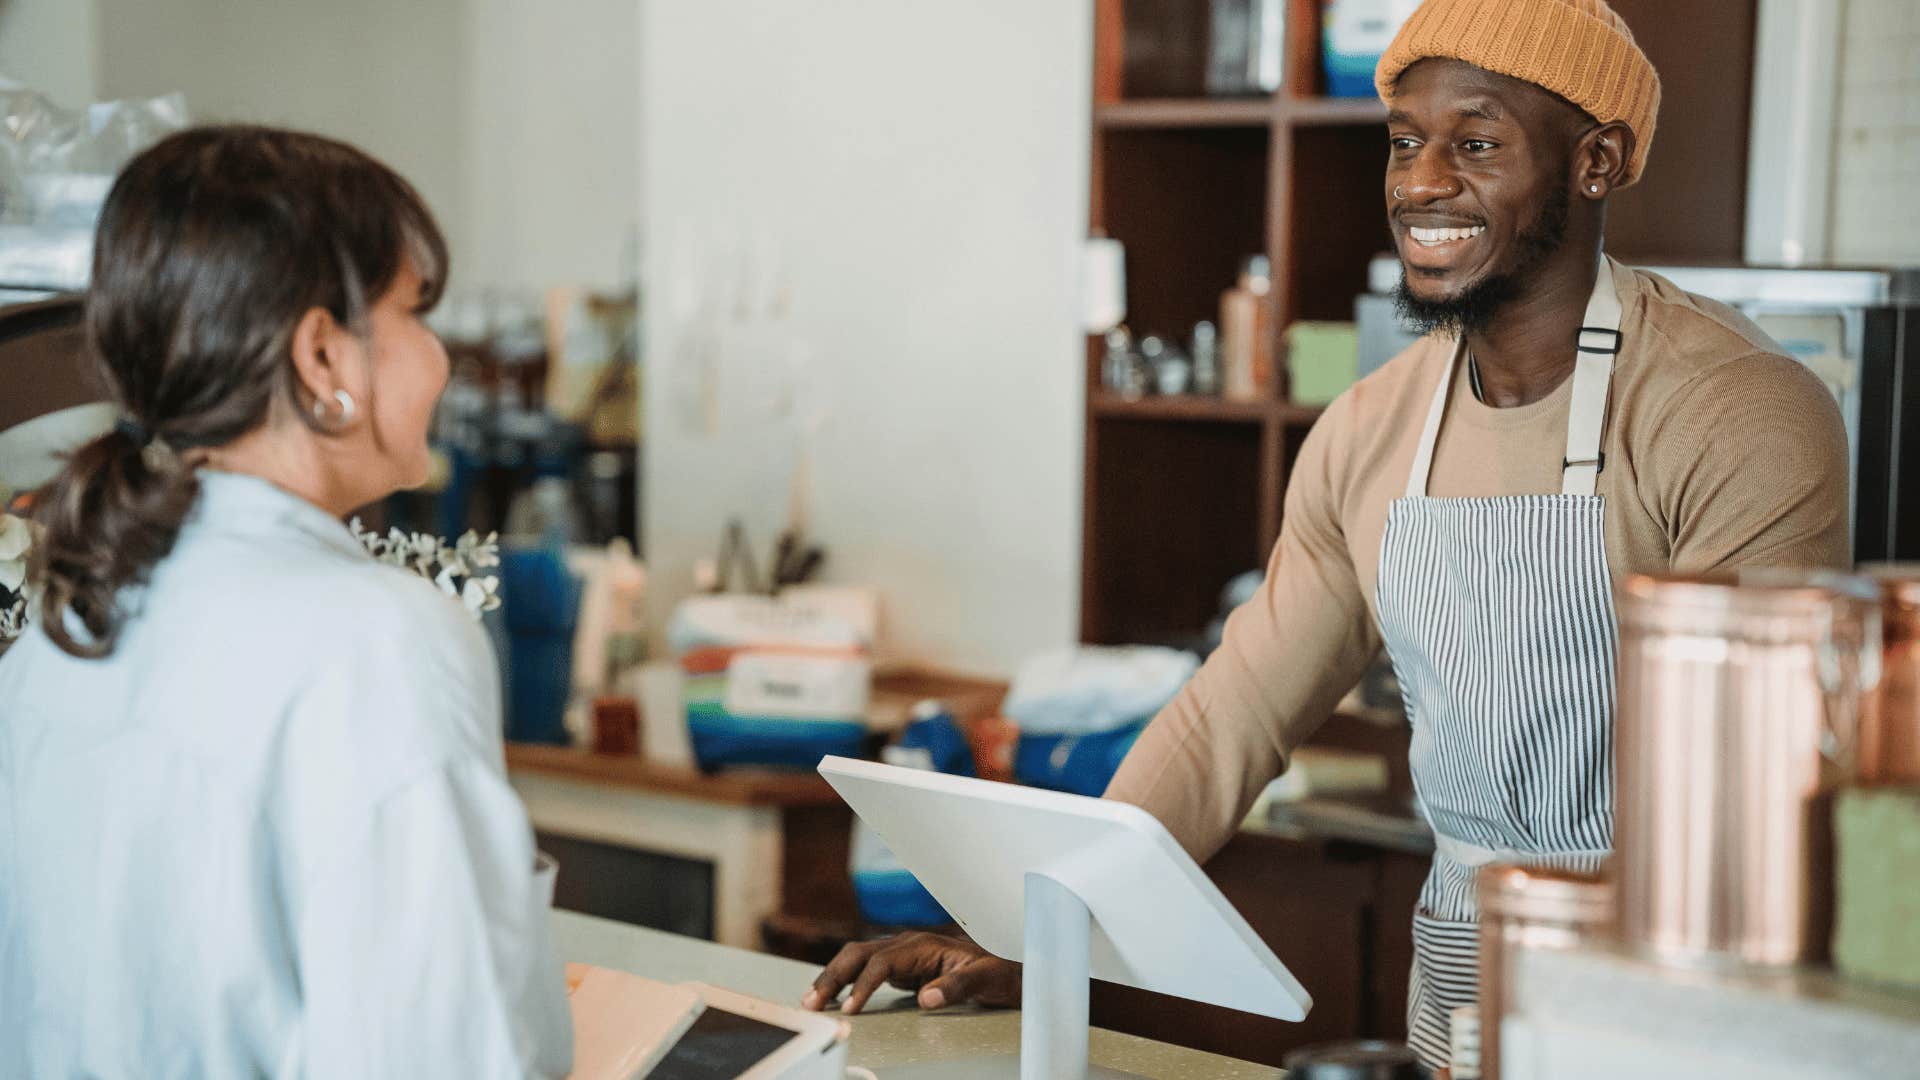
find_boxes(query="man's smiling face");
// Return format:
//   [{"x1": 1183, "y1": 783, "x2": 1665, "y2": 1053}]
[{"x1": 1385, "y1": 58, "x2": 1590, "y2": 333}]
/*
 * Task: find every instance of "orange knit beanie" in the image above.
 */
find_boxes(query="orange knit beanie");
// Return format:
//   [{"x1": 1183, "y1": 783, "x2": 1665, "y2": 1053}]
[{"x1": 1374, "y1": 0, "x2": 1661, "y2": 186}]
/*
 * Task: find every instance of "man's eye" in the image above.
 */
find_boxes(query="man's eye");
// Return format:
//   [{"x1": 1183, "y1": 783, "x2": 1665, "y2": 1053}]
[
  {"x1": 1390, "y1": 137, "x2": 1420, "y2": 151},
  {"x1": 1463, "y1": 139, "x2": 1496, "y2": 153}
]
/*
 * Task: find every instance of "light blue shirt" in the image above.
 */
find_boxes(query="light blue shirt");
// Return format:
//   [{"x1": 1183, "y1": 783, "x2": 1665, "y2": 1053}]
[{"x1": 0, "y1": 470, "x2": 572, "y2": 1078}]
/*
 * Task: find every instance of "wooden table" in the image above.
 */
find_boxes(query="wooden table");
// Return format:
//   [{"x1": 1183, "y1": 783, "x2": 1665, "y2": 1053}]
[{"x1": 508, "y1": 665, "x2": 1006, "y2": 949}]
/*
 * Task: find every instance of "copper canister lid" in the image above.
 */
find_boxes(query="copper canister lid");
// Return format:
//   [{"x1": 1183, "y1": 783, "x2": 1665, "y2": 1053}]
[
  {"x1": 1478, "y1": 865, "x2": 1614, "y2": 928},
  {"x1": 1616, "y1": 571, "x2": 1879, "y2": 644},
  {"x1": 1862, "y1": 564, "x2": 1920, "y2": 618}
]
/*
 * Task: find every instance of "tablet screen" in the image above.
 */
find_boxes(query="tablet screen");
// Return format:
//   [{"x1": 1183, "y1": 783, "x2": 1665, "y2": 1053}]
[{"x1": 649, "y1": 1006, "x2": 797, "y2": 1080}]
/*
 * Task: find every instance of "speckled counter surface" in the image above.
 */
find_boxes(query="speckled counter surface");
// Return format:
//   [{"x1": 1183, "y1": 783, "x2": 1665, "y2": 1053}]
[
  {"x1": 553, "y1": 910, "x2": 1283, "y2": 1079},
  {"x1": 1505, "y1": 942, "x2": 1920, "y2": 1079}
]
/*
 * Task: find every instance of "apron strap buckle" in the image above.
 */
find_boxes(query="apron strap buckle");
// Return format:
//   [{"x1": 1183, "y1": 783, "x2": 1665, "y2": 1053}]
[
  {"x1": 1577, "y1": 326, "x2": 1623, "y2": 355},
  {"x1": 1563, "y1": 452, "x2": 1606, "y2": 475}
]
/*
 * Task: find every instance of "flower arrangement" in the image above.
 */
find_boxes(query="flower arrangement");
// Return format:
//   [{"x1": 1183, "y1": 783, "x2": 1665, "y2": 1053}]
[
  {"x1": 348, "y1": 519, "x2": 503, "y2": 619},
  {"x1": 0, "y1": 499, "x2": 33, "y2": 645},
  {"x1": 0, "y1": 488, "x2": 500, "y2": 650}
]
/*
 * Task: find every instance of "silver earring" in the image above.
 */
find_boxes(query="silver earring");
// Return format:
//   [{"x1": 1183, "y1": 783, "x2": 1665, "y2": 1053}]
[
  {"x1": 1394, "y1": 185, "x2": 1405, "y2": 200},
  {"x1": 1590, "y1": 184, "x2": 1600, "y2": 193},
  {"x1": 314, "y1": 389, "x2": 356, "y2": 427}
]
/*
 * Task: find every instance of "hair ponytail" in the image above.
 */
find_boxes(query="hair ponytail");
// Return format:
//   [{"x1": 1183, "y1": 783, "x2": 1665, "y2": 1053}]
[
  {"x1": 33, "y1": 426, "x2": 199, "y2": 657},
  {"x1": 30, "y1": 125, "x2": 447, "y2": 659}
]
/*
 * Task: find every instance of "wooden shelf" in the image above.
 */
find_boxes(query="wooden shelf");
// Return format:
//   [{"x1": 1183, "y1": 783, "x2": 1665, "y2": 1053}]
[
  {"x1": 1282, "y1": 97, "x2": 1389, "y2": 127},
  {"x1": 1095, "y1": 98, "x2": 1274, "y2": 129},
  {"x1": 1274, "y1": 400, "x2": 1329, "y2": 426},
  {"x1": 503, "y1": 743, "x2": 841, "y2": 807},
  {"x1": 1091, "y1": 394, "x2": 1326, "y2": 427},
  {"x1": 1092, "y1": 393, "x2": 1269, "y2": 423}
]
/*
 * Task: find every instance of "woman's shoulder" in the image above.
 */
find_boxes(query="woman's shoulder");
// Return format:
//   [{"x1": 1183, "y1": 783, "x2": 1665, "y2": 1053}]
[{"x1": 164, "y1": 528, "x2": 487, "y2": 657}]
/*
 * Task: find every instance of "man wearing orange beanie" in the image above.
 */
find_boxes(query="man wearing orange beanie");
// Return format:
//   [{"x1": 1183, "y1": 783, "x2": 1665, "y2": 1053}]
[{"x1": 807, "y1": 1, "x2": 1850, "y2": 1074}]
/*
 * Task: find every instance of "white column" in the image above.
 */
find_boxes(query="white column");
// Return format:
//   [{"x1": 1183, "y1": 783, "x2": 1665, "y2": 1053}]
[{"x1": 1021, "y1": 871, "x2": 1092, "y2": 1080}]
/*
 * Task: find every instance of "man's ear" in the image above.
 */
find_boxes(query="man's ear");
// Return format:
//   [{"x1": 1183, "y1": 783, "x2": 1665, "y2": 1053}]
[{"x1": 1575, "y1": 121, "x2": 1635, "y2": 200}]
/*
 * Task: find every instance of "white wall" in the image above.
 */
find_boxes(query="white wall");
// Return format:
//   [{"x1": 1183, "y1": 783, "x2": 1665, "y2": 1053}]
[
  {"x1": 78, "y1": 0, "x2": 639, "y2": 296},
  {"x1": 1747, "y1": 0, "x2": 1920, "y2": 265},
  {"x1": 92, "y1": 0, "x2": 473, "y2": 282},
  {"x1": 0, "y1": 0, "x2": 98, "y2": 106},
  {"x1": 460, "y1": 1, "x2": 640, "y2": 292},
  {"x1": 638, "y1": 1, "x2": 1091, "y2": 674},
  {"x1": 1829, "y1": 0, "x2": 1920, "y2": 264}
]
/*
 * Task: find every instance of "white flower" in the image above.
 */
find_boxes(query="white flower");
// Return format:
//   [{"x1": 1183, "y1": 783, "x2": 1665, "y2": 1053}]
[
  {"x1": 461, "y1": 575, "x2": 501, "y2": 617},
  {"x1": 456, "y1": 530, "x2": 501, "y2": 571},
  {"x1": 351, "y1": 519, "x2": 502, "y2": 623},
  {"x1": 0, "y1": 514, "x2": 32, "y2": 596}
]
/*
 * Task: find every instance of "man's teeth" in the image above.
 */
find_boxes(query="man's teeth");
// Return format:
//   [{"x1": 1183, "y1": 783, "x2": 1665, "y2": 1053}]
[{"x1": 1409, "y1": 225, "x2": 1486, "y2": 245}]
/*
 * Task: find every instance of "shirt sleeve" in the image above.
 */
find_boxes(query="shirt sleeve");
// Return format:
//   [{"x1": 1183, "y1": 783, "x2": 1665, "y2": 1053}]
[
  {"x1": 296, "y1": 757, "x2": 575, "y2": 1079},
  {"x1": 1643, "y1": 351, "x2": 1852, "y2": 573},
  {"x1": 1104, "y1": 399, "x2": 1382, "y2": 862}
]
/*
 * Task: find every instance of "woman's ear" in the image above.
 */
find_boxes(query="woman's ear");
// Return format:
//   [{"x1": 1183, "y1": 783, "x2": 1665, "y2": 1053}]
[
  {"x1": 289, "y1": 307, "x2": 341, "y2": 409},
  {"x1": 1576, "y1": 121, "x2": 1635, "y2": 200},
  {"x1": 288, "y1": 307, "x2": 366, "y2": 430}
]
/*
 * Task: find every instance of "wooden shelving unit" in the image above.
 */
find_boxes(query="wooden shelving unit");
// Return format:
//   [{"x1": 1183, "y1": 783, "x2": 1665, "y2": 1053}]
[
  {"x1": 1094, "y1": 98, "x2": 1274, "y2": 129},
  {"x1": 1079, "y1": 0, "x2": 1759, "y2": 647},
  {"x1": 1080, "y1": 0, "x2": 1389, "y2": 646}
]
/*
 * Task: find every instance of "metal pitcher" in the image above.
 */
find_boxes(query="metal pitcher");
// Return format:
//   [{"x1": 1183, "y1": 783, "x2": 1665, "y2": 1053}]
[
  {"x1": 1612, "y1": 572, "x2": 1880, "y2": 969},
  {"x1": 1477, "y1": 866, "x2": 1613, "y2": 1080},
  {"x1": 1861, "y1": 566, "x2": 1920, "y2": 785}
]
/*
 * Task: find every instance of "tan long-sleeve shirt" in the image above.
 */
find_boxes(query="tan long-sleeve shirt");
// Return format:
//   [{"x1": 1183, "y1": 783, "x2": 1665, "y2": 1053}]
[{"x1": 1106, "y1": 258, "x2": 1852, "y2": 862}]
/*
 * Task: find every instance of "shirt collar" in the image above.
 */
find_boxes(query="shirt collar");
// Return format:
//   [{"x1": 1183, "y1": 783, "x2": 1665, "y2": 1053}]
[{"x1": 186, "y1": 470, "x2": 371, "y2": 563}]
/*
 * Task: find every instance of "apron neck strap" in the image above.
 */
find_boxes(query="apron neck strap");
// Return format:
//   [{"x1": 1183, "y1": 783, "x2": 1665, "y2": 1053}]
[{"x1": 1403, "y1": 258, "x2": 1625, "y2": 499}]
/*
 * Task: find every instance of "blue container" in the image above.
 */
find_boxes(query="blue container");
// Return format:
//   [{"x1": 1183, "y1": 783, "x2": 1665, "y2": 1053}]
[
  {"x1": 1014, "y1": 721, "x2": 1147, "y2": 798},
  {"x1": 1323, "y1": 47, "x2": 1380, "y2": 98},
  {"x1": 500, "y1": 545, "x2": 581, "y2": 745},
  {"x1": 853, "y1": 868, "x2": 952, "y2": 928},
  {"x1": 1323, "y1": 0, "x2": 1412, "y2": 98},
  {"x1": 685, "y1": 703, "x2": 868, "y2": 771},
  {"x1": 897, "y1": 702, "x2": 975, "y2": 778},
  {"x1": 851, "y1": 703, "x2": 970, "y2": 927}
]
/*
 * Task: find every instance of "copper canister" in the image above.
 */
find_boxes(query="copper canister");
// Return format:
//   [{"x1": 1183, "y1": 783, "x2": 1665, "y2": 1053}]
[
  {"x1": 1613, "y1": 573, "x2": 1880, "y2": 970},
  {"x1": 1477, "y1": 866, "x2": 1613, "y2": 1080},
  {"x1": 1862, "y1": 567, "x2": 1920, "y2": 785}
]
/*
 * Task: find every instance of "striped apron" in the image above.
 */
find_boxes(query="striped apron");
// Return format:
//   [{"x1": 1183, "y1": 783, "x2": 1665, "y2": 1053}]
[{"x1": 1373, "y1": 266, "x2": 1624, "y2": 1070}]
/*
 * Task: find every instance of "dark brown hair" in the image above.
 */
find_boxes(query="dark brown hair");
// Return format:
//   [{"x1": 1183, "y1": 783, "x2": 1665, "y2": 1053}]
[{"x1": 32, "y1": 125, "x2": 447, "y2": 658}]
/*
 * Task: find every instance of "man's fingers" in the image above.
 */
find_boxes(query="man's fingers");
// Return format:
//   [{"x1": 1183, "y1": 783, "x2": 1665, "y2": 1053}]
[
  {"x1": 803, "y1": 941, "x2": 876, "y2": 1010},
  {"x1": 840, "y1": 953, "x2": 896, "y2": 1015},
  {"x1": 919, "y1": 956, "x2": 1021, "y2": 1010}
]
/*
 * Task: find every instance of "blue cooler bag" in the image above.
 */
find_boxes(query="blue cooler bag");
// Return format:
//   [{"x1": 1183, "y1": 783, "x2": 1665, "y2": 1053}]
[
  {"x1": 1006, "y1": 646, "x2": 1199, "y2": 798},
  {"x1": 1013, "y1": 722, "x2": 1147, "y2": 798}
]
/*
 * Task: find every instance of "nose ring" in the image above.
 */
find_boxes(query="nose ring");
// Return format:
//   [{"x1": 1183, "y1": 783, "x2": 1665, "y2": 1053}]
[{"x1": 1394, "y1": 185, "x2": 1405, "y2": 201}]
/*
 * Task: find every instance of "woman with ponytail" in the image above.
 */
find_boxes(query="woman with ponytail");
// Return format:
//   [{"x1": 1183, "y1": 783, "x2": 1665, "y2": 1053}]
[{"x1": 0, "y1": 127, "x2": 572, "y2": 1078}]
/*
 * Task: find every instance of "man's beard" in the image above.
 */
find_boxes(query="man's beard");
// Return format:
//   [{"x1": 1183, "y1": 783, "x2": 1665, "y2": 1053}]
[{"x1": 1393, "y1": 186, "x2": 1571, "y2": 337}]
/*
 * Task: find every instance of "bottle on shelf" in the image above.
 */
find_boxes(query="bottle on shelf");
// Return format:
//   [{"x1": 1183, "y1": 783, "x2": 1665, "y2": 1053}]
[
  {"x1": 1219, "y1": 255, "x2": 1274, "y2": 401},
  {"x1": 1190, "y1": 320, "x2": 1222, "y2": 396},
  {"x1": 1101, "y1": 325, "x2": 1151, "y2": 400}
]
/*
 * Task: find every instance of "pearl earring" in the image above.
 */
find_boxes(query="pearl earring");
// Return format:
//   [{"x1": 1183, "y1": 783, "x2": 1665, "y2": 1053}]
[{"x1": 1590, "y1": 184, "x2": 1600, "y2": 193}]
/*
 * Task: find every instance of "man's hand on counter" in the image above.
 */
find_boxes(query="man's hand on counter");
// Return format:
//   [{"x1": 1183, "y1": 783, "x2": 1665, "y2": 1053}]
[{"x1": 801, "y1": 932, "x2": 1021, "y2": 1015}]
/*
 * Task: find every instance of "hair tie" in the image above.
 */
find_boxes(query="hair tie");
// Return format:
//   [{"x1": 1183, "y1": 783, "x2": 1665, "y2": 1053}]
[{"x1": 114, "y1": 417, "x2": 154, "y2": 448}]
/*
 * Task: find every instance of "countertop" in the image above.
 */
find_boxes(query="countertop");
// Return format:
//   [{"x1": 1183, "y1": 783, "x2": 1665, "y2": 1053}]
[{"x1": 551, "y1": 910, "x2": 1283, "y2": 1079}]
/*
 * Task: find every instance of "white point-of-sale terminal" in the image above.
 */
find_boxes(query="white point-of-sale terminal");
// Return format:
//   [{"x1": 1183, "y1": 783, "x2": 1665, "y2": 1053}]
[{"x1": 818, "y1": 757, "x2": 1311, "y2": 1080}]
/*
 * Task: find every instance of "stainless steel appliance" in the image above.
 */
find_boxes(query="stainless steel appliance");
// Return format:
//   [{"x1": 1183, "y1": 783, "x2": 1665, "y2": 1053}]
[{"x1": 1356, "y1": 257, "x2": 1920, "y2": 561}]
